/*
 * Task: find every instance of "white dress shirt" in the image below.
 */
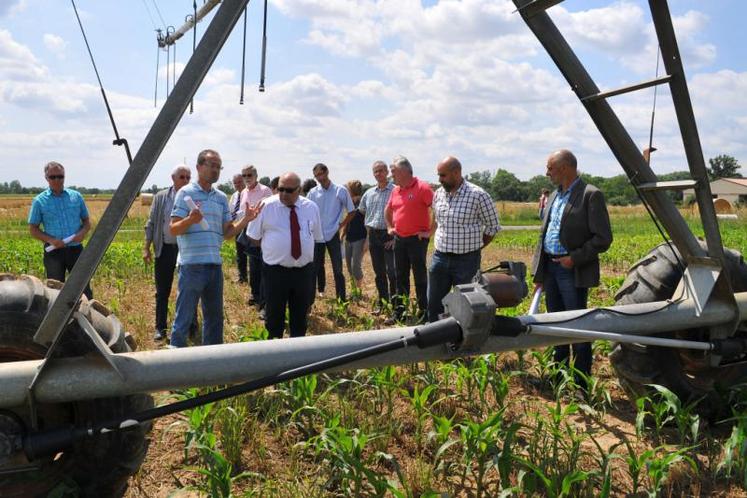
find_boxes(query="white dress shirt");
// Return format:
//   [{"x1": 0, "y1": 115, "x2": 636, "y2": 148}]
[{"x1": 247, "y1": 195, "x2": 323, "y2": 267}]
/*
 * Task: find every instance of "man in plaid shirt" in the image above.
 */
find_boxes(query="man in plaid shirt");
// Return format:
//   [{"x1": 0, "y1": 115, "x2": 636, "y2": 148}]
[{"x1": 428, "y1": 156, "x2": 501, "y2": 322}]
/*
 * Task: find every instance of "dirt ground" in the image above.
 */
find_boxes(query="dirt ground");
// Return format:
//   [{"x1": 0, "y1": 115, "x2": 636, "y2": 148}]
[{"x1": 104, "y1": 242, "x2": 745, "y2": 497}]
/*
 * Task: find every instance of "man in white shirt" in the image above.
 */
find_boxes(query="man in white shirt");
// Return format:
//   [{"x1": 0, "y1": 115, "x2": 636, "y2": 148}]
[{"x1": 248, "y1": 172, "x2": 323, "y2": 338}]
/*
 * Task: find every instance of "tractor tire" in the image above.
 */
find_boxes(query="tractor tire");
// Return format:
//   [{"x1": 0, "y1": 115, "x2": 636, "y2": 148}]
[
  {"x1": 0, "y1": 275, "x2": 153, "y2": 498},
  {"x1": 610, "y1": 243, "x2": 747, "y2": 420}
]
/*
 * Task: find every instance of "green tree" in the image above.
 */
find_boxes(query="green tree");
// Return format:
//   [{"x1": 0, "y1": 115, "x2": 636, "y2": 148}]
[
  {"x1": 708, "y1": 154, "x2": 742, "y2": 179},
  {"x1": 466, "y1": 170, "x2": 493, "y2": 196},
  {"x1": 491, "y1": 169, "x2": 523, "y2": 201},
  {"x1": 217, "y1": 181, "x2": 234, "y2": 195},
  {"x1": 259, "y1": 176, "x2": 270, "y2": 187}
]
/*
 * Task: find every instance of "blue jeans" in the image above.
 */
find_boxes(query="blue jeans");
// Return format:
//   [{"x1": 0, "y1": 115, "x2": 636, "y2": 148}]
[
  {"x1": 427, "y1": 250, "x2": 481, "y2": 322},
  {"x1": 543, "y1": 259, "x2": 591, "y2": 380},
  {"x1": 171, "y1": 264, "x2": 224, "y2": 347}
]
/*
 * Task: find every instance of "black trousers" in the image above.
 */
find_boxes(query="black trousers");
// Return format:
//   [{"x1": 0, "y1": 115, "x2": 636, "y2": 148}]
[
  {"x1": 154, "y1": 243, "x2": 178, "y2": 332},
  {"x1": 263, "y1": 263, "x2": 315, "y2": 339},
  {"x1": 235, "y1": 240, "x2": 248, "y2": 282},
  {"x1": 393, "y1": 235, "x2": 429, "y2": 320},
  {"x1": 247, "y1": 245, "x2": 264, "y2": 304},
  {"x1": 368, "y1": 228, "x2": 396, "y2": 305},
  {"x1": 43, "y1": 244, "x2": 93, "y2": 299},
  {"x1": 313, "y1": 232, "x2": 346, "y2": 301}
]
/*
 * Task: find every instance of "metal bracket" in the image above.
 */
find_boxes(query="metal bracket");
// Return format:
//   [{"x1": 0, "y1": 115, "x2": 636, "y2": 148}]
[
  {"x1": 442, "y1": 283, "x2": 496, "y2": 352},
  {"x1": 26, "y1": 311, "x2": 125, "y2": 432},
  {"x1": 72, "y1": 312, "x2": 126, "y2": 381},
  {"x1": 680, "y1": 259, "x2": 722, "y2": 317}
]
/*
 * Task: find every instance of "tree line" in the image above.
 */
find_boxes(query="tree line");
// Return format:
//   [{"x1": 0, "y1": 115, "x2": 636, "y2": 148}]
[
  {"x1": 465, "y1": 154, "x2": 742, "y2": 206},
  {"x1": 2, "y1": 155, "x2": 740, "y2": 205}
]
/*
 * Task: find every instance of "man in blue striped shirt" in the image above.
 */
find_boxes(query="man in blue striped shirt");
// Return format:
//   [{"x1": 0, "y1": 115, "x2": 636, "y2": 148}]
[
  {"x1": 169, "y1": 149, "x2": 262, "y2": 348},
  {"x1": 28, "y1": 161, "x2": 93, "y2": 298},
  {"x1": 359, "y1": 160, "x2": 396, "y2": 312}
]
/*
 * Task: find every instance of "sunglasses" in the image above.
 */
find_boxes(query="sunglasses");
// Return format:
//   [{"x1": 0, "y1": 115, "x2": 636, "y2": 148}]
[
  {"x1": 277, "y1": 187, "x2": 299, "y2": 193},
  {"x1": 242, "y1": 174, "x2": 255, "y2": 178},
  {"x1": 47, "y1": 175, "x2": 65, "y2": 180},
  {"x1": 178, "y1": 175, "x2": 191, "y2": 180}
]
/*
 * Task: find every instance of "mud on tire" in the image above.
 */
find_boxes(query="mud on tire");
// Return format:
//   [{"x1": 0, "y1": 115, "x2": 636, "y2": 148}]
[
  {"x1": 610, "y1": 243, "x2": 747, "y2": 420},
  {"x1": 0, "y1": 275, "x2": 154, "y2": 498}
]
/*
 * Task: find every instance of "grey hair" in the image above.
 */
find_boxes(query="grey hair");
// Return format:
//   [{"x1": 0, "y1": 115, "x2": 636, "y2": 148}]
[
  {"x1": 372, "y1": 160, "x2": 387, "y2": 170},
  {"x1": 391, "y1": 155, "x2": 412, "y2": 174},
  {"x1": 553, "y1": 149, "x2": 577, "y2": 169},
  {"x1": 44, "y1": 161, "x2": 64, "y2": 175},
  {"x1": 171, "y1": 164, "x2": 190, "y2": 177},
  {"x1": 242, "y1": 164, "x2": 257, "y2": 176}
]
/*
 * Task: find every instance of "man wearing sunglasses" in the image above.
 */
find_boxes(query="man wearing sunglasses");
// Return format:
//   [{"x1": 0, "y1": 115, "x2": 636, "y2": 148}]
[
  {"x1": 247, "y1": 172, "x2": 323, "y2": 338},
  {"x1": 143, "y1": 164, "x2": 192, "y2": 342},
  {"x1": 28, "y1": 161, "x2": 93, "y2": 299},
  {"x1": 239, "y1": 164, "x2": 272, "y2": 311}
]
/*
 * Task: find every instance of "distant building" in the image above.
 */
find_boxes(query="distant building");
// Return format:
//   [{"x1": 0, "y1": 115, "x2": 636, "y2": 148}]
[{"x1": 683, "y1": 178, "x2": 747, "y2": 206}]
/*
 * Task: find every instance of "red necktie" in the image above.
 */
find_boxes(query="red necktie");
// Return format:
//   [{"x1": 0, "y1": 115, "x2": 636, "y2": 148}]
[{"x1": 290, "y1": 205, "x2": 301, "y2": 259}]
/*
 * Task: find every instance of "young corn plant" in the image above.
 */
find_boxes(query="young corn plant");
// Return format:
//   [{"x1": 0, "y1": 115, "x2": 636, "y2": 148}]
[
  {"x1": 457, "y1": 410, "x2": 506, "y2": 497},
  {"x1": 645, "y1": 445, "x2": 697, "y2": 498},
  {"x1": 635, "y1": 385, "x2": 701, "y2": 445},
  {"x1": 715, "y1": 412, "x2": 747, "y2": 486},
  {"x1": 402, "y1": 384, "x2": 440, "y2": 453},
  {"x1": 216, "y1": 396, "x2": 249, "y2": 472},
  {"x1": 188, "y1": 444, "x2": 258, "y2": 498},
  {"x1": 304, "y1": 415, "x2": 386, "y2": 496}
]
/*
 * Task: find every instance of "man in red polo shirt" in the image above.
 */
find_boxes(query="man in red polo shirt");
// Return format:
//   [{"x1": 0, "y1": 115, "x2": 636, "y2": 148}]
[{"x1": 385, "y1": 155, "x2": 434, "y2": 323}]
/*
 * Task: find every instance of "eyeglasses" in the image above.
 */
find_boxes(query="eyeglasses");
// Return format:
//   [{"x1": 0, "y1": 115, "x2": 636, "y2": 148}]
[
  {"x1": 178, "y1": 175, "x2": 191, "y2": 180},
  {"x1": 47, "y1": 175, "x2": 65, "y2": 180},
  {"x1": 277, "y1": 187, "x2": 299, "y2": 193}
]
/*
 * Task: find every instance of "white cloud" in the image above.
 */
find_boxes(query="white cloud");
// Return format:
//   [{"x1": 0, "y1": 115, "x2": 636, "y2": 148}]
[
  {"x1": 0, "y1": 0, "x2": 26, "y2": 17},
  {"x1": 43, "y1": 33, "x2": 67, "y2": 58},
  {"x1": 0, "y1": 29, "x2": 47, "y2": 80}
]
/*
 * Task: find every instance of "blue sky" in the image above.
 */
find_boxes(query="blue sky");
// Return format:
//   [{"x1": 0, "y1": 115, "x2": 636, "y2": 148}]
[{"x1": 0, "y1": 0, "x2": 745, "y2": 189}]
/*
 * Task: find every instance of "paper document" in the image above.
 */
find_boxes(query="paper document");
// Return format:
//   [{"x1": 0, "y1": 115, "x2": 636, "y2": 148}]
[
  {"x1": 184, "y1": 196, "x2": 210, "y2": 230},
  {"x1": 44, "y1": 234, "x2": 76, "y2": 252}
]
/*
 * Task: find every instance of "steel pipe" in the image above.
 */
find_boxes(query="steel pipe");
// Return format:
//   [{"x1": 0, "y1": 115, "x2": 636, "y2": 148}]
[
  {"x1": 528, "y1": 325, "x2": 713, "y2": 351},
  {"x1": 2, "y1": 293, "x2": 746, "y2": 408}
]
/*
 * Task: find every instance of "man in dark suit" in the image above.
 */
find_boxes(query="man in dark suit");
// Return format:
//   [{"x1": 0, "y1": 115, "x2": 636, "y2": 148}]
[{"x1": 531, "y1": 149, "x2": 612, "y2": 387}]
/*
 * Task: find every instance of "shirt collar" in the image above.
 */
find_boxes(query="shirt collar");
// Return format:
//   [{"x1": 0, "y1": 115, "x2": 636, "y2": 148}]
[
  {"x1": 401, "y1": 177, "x2": 418, "y2": 190},
  {"x1": 376, "y1": 182, "x2": 393, "y2": 192},
  {"x1": 559, "y1": 176, "x2": 581, "y2": 196}
]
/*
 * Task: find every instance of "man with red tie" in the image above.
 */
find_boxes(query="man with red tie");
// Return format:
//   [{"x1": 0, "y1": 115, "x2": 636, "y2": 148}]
[{"x1": 247, "y1": 172, "x2": 323, "y2": 338}]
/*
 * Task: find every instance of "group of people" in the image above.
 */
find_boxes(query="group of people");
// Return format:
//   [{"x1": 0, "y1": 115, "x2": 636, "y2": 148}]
[{"x1": 27, "y1": 148, "x2": 612, "y2": 383}]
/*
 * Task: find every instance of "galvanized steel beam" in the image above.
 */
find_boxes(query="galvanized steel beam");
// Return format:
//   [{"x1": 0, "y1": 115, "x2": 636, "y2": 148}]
[{"x1": 3, "y1": 293, "x2": 746, "y2": 408}]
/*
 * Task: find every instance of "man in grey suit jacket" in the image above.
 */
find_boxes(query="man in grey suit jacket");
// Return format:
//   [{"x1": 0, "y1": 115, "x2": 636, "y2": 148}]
[
  {"x1": 143, "y1": 165, "x2": 192, "y2": 341},
  {"x1": 531, "y1": 149, "x2": 612, "y2": 387}
]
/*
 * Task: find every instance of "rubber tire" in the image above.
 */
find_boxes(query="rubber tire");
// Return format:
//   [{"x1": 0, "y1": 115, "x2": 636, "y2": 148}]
[
  {"x1": 610, "y1": 242, "x2": 747, "y2": 420},
  {"x1": 0, "y1": 275, "x2": 154, "y2": 498}
]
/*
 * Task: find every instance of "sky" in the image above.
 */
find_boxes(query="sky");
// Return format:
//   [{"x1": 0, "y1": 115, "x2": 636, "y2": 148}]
[{"x1": 0, "y1": 0, "x2": 745, "y2": 190}]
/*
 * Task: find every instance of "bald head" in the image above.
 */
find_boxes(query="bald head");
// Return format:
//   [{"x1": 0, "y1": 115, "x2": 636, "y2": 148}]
[
  {"x1": 437, "y1": 155, "x2": 463, "y2": 192},
  {"x1": 278, "y1": 172, "x2": 302, "y2": 206},
  {"x1": 549, "y1": 149, "x2": 577, "y2": 170},
  {"x1": 546, "y1": 149, "x2": 578, "y2": 189}
]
